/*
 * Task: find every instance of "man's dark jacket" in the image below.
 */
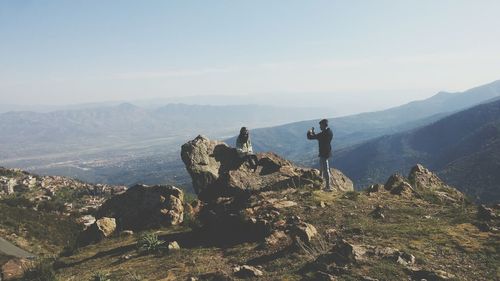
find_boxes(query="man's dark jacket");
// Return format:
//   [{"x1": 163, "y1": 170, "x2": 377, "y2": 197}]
[{"x1": 307, "y1": 127, "x2": 333, "y2": 158}]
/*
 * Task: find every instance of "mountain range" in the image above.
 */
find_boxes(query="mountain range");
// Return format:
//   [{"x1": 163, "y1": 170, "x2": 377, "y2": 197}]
[
  {"x1": 241, "y1": 80, "x2": 500, "y2": 166},
  {"x1": 334, "y1": 98, "x2": 500, "y2": 202}
]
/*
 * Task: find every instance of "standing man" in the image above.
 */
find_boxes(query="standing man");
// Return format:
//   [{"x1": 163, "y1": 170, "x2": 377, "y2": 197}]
[{"x1": 307, "y1": 119, "x2": 334, "y2": 191}]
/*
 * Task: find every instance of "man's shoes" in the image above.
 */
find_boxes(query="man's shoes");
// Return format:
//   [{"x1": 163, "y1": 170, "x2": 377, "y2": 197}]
[{"x1": 323, "y1": 187, "x2": 334, "y2": 192}]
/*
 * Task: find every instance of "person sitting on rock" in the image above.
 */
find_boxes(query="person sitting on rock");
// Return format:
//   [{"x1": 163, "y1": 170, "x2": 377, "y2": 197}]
[
  {"x1": 307, "y1": 119, "x2": 334, "y2": 191},
  {"x1": 236, "y1": 127, "x2": 259, "y2": 171}
]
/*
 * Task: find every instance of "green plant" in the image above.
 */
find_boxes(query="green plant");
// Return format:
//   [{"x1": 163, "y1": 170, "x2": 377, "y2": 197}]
[
  {"x1": 343, "y1": 191, "x2": 359, "y2": 201},
  {"x1": 136, "y1": 232, "x2": 166, "y2": 254},
  {"x1": 295, "y1": 234, "x2": 331, "y2": 261},
  {"x1": 183, "y1": 211, "x2": 202, "y2": 230},
  {"x1": 126, "y1": 271, "x2": 143, "y2": 281},
  {"x1": 91, "y1": 271, "x2": 111, "y2": 281},
  {"x1": 21, "y1": 258, "x2": 58, "y2": 281}
]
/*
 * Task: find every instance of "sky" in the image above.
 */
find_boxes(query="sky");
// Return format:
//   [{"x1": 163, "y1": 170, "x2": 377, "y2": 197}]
[{"x1": 1, "y1": 0, "x2": 500, "y2": 112}]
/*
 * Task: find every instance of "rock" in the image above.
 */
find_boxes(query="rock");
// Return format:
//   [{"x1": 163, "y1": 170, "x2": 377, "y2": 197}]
[
  {"x1": 384, "y1": 174, "x2": 408, "y2": 191},
  {"x1": 478, "y1": 204, "x2": 497, "y2": 221},
  {"x1": 77, "y1": 217, "x2": 116, "y2": 245},
  {"x1": 370, "y1": 205, "x2": 385, "y2": 219},
  {"x1": 316, "y1": 240, "x2": 367, "y2": 266},
  {"x1": 396, "y1": 252, "x2": 415, "y2": 266},
  {"x1": 290, "y1": 222, "x2": 318, "y2": 243},
  {"x1": 1, "y1": 258, "x2": 28, "y2": 280},
  {"x1": 360, "y1": 277, "x2": 379, "y2": 281},
  {"x1": 315, "y1": 271, "x2": 338, "y2": 280},
  {"x1": 408, "y1": 164, "x2": 464, "y2": 202},
  {"x1": 384, "y1": 174, "x2": 415, "y2": 197},
  {"x1": 233, "y1": 265, "x2": 263, "y2": 278},
  {"x1": 264, "y1": 231, "x2": 289, "y2": 247},
  {"x1": 6, "y1": 179, "x2": 16, "y2": 195},
  {"x1": 181, "y1": 135, "x2": 329, "y2": 201},
  {"x1": 96, "y1": 184, "x2": 184, "y2": 230},
  {"x1": 269, "y1": 200, "x2": 297, "y2": 209},
  {"x1": 325, "y1": 228, "x2": 338, "y2": 239},
  {"x1": 366, "y1": 184, "x2": 384, "y2": 194},
  {"x1": 120, "y1": 254, "x2": 132, "y2": 261},
  {"x1": 408, "y1": 164, "x2": 446, "y2": 190},
  {"x1": 96, "y1": 217, "x2": 116, "y2": 237},
  {"x1": 329, "y1": 168, "x2": 355, "y2": 192},
  {"x1": 167, "y1": 241, "x2": 180, "y2": 251},
  {"x1": 77, "y1": 215, "x2": 96, "y2": 229},
  {"x1": 120, "y1": 230, "x2": 134, "y2": 236},
  {"x1": 185, "y1": 200, "x2": 203, "y2": 218},
  {"x1": 408, "y1": 267, "x2": 455, "y2": 280}
]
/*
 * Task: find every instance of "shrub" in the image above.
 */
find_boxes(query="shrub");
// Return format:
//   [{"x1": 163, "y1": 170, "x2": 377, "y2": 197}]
[
  {"x1": 91, "y1": 271, "x2": 111, "y2": 281},
  {"x1": 343, "y1": 191, "x2": 359, "y2": 201},
  {"x1": 136, "y1": 232, "x2": 166, "y2": 254},
  {"x1": 21, "y1": 258, "x2": 58, "y2": 281}
]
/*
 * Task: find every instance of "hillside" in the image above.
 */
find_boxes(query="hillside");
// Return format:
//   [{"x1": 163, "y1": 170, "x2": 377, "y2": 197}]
[
  {"x1": 2, "y1": 136, "x2": 498, "y2": 281},
  {"x1": 235, "y1": 80, "x2": 500, "y2": 166},
  {"x1": 334, "y1": 99, "x2": 500, "y2": 203}
]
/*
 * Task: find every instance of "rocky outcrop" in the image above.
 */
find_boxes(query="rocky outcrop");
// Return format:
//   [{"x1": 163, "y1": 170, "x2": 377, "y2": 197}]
[
  {"x1": 384, "y1": 174, "x2": 416, "y2": 197},
  {"x1": 77, "y1": 217, "x2": 116, "y2": 246},
  {"x1": 409, "y1": 164, "x2": 464, "y2": 202},
  {"x1": 181, "y1": 135, "x2": 351, "y2": 201},
  {"x1": 381, "y1": 165, "x2": 464, "y2": 203},
  {"x1": 329, "y1": 168, "x2": 354, "y2": 192},
  {"x1": 96, "y1": 184, "x2": 184, "y2": 231}
]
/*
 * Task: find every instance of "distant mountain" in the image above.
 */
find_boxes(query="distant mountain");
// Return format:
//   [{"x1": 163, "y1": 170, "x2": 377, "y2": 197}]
[
  {"x1": 334, "y1": 98, "x2": 500, "y2": 203},
  {"x1": 235, "y1": 80, "x2": 500, "y2": 166},
  {"x1": 0, "y1": 103, "x2": 332, "y2": 188},
  {"x1": 0, "y1": 103, "x2": 330, "y2": 159}
]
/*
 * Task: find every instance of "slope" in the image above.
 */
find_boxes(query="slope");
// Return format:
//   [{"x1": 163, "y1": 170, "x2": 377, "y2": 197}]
[{"x1": 334, "y1": 99, "x2": 500, "y2": 202}]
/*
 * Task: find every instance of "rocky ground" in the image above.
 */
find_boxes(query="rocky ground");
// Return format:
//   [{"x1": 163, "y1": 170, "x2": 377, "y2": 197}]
[{"x1": 1, "y1": 136, "x2": 499, "y2": 280}]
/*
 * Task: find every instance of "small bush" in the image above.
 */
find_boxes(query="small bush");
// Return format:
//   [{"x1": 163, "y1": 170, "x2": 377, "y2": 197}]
[
  {"x1": 183, "y1": 211, "x2": 202, "y2": 230},
  {"x1": 0, "y1": 195, "x2": 35, "y2": 208},
  {"x1": 296, "y1": 234, "x2": 332, "y2": 261},
  {"x1": 136, "y1": 232, "x2": 166, "y2": 254},
  {"x1": 126, "y1": 271, "x2": 143, "y2": 281},
  {"x1": 21, "y1": 258, "x2": 58, "y2": 281},
  {"x1": 343, "y1": 191, "x2": 359, "y2": 201},
  {"x1": 91, "y1": 271, "x2": 111, "y2": 281}
]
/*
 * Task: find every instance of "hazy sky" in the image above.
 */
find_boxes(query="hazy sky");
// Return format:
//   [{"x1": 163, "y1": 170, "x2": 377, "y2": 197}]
[{"x1": 1, "y1": 0, "x2": 500, "y2": 109}]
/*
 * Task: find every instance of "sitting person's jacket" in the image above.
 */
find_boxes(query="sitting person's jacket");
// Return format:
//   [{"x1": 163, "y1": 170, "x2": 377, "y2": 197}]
[{"x1": 236, "y1": 136, "x2": 253, "y2": 157}]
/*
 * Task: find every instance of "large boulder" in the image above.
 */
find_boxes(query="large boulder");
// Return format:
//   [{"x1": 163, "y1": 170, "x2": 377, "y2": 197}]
[
  {"x1": 384, "y1": 174, "x2": 415, "y2": 197},
  {"x1": 408, "y1": 164, "x2": 464, "y2": 203},
  {"x1": 382, "y1": 165, "x2": 464, "y2": 203},
  {"x1": 1, "y1": 258, "x2": 28, "y2": 281},
  {"x1": 329, "y1": 168, "x2": 354, "y2": 192},
  {"x1": 181, "y1": 135, "x2": 344, "y2": 200},
  {"x1": 95, "y1": 184, "x2": 184, "y2": 231},
  {"x1": 409, "y1": 164, "x2": 450, "y2": 191}
]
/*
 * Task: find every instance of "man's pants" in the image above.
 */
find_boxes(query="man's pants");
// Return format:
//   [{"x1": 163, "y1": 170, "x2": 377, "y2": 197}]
[{"x1": 319, "y1": 156, "x2": 332, "y2": 189}]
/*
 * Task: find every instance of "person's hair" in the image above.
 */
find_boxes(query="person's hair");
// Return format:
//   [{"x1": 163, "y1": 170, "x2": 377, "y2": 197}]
[
  {"x1": 319, "y1": 119, "x2": 328, "y2": 126},
  {"x1": 240, "y1": 127, "x2": 248, "y2": 134}
]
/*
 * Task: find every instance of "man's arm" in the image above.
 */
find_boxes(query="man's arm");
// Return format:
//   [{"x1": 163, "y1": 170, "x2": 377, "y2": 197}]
[{"x1": 307, "y1": 130, "x2": 318, "y2": 140}]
